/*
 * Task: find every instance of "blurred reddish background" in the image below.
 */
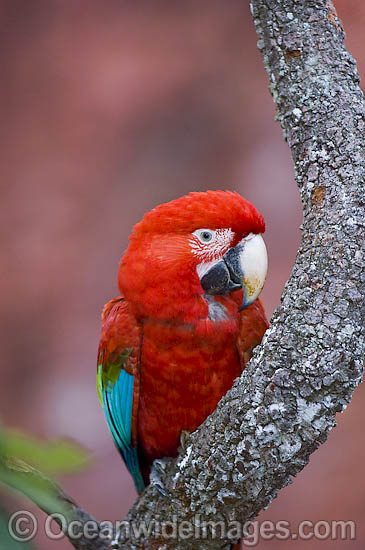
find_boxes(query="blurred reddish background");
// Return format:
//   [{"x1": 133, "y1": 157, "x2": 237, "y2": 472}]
[{"x1": 1, "y1": 1, "x2": 364, "y2": 549}]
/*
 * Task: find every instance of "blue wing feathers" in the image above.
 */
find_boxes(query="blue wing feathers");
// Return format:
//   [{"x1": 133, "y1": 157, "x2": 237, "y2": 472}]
[
  {"x1": 98, "y1": 365, "x2": 145, "y2": 493},
  {"x1": 125, "y1": 375, "x2": 133, "y2": 437}
]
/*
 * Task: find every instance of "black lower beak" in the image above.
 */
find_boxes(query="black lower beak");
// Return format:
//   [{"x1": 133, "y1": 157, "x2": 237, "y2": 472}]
[
  {"x1": 199, "y1": 242, "x2": 250, "y2": 310},
  {"x1": 224, "y1": 243, "x2": 248, "y2": 310},
  {"x1": 200, "y1": 241, "x2": 245, "y2": 297},
  {"x1": 200, "y1": 259, "x2": 241, "y2": 295}
]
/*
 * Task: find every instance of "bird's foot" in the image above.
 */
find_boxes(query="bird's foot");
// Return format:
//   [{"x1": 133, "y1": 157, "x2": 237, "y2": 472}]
[
  {"x1": 150, "y1": 457, "x2": 172, "y2": 497},
  {"x1": 179, "y1": 430, "x2": 191, "y2": 452}
]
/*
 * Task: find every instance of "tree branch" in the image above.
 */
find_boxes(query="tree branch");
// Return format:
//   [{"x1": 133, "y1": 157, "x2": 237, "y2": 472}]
[{"x1": 25, "y1": 2, "x2": 365, "y2": 549}]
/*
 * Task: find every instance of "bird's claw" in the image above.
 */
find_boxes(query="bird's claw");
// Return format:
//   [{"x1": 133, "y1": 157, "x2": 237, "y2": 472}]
[
  {"x1": 179, "y1": 430, "x2": 191, "y2": 452},
  {"x1": 150, "y1": 457, "x2": 172, "y2": 497}
]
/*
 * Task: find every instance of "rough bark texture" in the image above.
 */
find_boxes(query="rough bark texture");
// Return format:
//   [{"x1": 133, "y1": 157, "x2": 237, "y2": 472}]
[{"x1": 43, "y1": 1, "x2": 365, "y2": 549}]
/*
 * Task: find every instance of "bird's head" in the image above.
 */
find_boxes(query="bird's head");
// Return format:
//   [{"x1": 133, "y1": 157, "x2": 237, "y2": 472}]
[{"x1": 118, "y1": 191, "x2": 267, "y2": 323}]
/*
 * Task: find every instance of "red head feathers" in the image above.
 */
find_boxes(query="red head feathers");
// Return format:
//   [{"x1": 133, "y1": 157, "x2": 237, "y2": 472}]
[
  {"x1": 118, "y1": 190, "x2": 267, "y2": 323},
  {"x1": 131, "y1": 190, "x2": 265, "y2": 238}
]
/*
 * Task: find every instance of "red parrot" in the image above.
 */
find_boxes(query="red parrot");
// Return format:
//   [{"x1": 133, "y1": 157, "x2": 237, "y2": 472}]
[{"x1": 97, "y1": 190, "x2": 268, "y2": 494}]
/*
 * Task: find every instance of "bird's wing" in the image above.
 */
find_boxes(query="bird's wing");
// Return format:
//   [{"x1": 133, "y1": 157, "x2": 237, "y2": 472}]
[
  {"x1": 237, "y1": 298, "x2": 269, "y2": 367},
  {"x1": 97, "y1": 296, "x2": 144, "y2": 493}
]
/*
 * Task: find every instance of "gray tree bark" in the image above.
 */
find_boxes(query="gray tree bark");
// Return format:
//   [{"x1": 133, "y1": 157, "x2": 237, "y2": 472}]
[{"x1": 30, "y1": 1, "x2": 365, "y2": 549}]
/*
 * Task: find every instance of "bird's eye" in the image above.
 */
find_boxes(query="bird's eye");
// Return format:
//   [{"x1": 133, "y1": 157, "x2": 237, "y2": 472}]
[
  {"x1": 201, "y1": 231, "x2": 212, "y2": 242},
  {"x1": 193, "y1": 229, "x2": 215, "y2": 244}
]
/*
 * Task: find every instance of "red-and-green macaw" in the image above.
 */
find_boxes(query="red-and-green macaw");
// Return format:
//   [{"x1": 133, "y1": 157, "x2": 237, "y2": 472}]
[{"x1": 97, "y1": 190, "x2": 268, "y2": 494}]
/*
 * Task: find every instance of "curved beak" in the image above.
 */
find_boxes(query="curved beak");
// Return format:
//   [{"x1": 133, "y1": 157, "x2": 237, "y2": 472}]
[
  {"x1": 224, "y1": 233, "x2": 268, "y2": 310},
  {"x1": 199, "y1": 233, "x2": 268, "y2": 310}
]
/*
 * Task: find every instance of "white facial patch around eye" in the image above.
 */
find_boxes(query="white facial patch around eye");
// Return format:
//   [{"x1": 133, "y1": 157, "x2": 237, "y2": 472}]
[{"x1": 189, "y1": 228, "x2": 234, "y2": 262}]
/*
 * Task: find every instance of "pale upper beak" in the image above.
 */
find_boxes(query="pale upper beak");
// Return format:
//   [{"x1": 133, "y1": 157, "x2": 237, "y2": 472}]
[
  {"x1": 226, "y1": 233, "x2": 268, "y2": 310},
  {"x1": 199, "y1": 233, "x2": 268, "y2": 310}
]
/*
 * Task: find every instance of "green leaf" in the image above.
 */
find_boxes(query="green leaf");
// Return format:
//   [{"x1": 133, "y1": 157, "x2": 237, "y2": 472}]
[
  {"x1": 0, "y1": 461, "x2": 70, "y2": 517},
  {"x1": 0, "y1": 430, "x2": 89, "y2": 475}
]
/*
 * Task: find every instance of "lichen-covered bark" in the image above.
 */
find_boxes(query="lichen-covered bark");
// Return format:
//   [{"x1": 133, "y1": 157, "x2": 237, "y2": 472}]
[{"x1": 62, "y1": 2, "x2": 365, "y2": 549}]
